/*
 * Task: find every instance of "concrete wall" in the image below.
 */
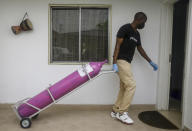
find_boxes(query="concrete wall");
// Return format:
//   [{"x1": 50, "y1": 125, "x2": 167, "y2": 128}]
[
  {"x1": 0, "y1": 0, "x2": 161, "y2": 104},
  {"x1": 183, "y1": 0, "x2": 192, "y2": 129}
]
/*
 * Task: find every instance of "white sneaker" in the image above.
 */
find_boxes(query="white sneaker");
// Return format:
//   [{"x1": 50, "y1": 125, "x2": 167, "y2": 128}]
[
  {"x1": 116, "y1": 112, "x2": 134, "y2": 125},
  {"x1": 111, "y1": 111, "x2": 117, "y2": 118}
]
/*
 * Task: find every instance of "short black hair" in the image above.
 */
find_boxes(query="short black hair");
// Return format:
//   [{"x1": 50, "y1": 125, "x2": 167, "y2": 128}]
[{"x1": 134, "y1": 12, "x2": 147, "y2": 21}]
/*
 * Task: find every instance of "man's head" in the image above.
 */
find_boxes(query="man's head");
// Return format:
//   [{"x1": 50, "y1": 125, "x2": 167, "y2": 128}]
[{"x1": 134, "y1": 12, "x2": 147, "y2": 29}]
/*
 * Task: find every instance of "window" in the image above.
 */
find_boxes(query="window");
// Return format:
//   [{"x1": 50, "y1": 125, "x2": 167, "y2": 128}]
[{"x1": 49, "y1": 5, "x2": 110, "y2": 64}]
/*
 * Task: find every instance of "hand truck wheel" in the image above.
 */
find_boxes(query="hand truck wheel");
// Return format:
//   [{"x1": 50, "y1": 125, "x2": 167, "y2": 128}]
[{"x1": 20, "y1": 118, "x2": 31, "y2": 128}]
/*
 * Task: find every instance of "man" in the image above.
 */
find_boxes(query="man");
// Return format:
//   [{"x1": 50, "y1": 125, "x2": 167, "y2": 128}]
[{"x1": 111, "y1": 12, "x2": 158, "y2": 125}]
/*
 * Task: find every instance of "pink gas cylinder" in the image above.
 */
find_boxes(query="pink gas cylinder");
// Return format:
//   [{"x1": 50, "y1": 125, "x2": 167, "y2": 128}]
[{"x1": 18, "y1": 60, "x2": 108, "y2": 118}]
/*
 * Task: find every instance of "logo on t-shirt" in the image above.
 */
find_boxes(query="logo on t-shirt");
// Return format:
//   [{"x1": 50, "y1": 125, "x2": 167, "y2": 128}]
[{"x1": 130, "y1": 37, "x2": 137, "y2": 43}]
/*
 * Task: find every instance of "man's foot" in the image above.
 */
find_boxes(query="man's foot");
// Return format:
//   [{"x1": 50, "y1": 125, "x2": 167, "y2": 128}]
[
  {"x1": 116, "y1": 112, "x2": 134, "y2": 125},
  {"x1": 111, "y1": 111, "x2": 117, "y2": 118}
]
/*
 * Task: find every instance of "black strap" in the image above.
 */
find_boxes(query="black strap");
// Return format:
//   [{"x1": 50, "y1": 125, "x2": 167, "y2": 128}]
[{"x1": 22, "y1": 12, "x2": 29, "y2": 21}]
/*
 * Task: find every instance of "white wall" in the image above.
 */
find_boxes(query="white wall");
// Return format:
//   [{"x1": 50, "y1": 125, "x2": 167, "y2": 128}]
[
  {"x1": 0, "y1": 0, "x2": 161, "y2": 104},
  {"x1": 184, "y1": 58, "x2": 192, "y2": 129},
  {"x1": 182, "y1": 0, "x2": 192, "y2": 129}
]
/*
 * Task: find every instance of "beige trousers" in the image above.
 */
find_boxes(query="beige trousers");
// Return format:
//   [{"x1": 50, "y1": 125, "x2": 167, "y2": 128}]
[{"x1": 112, "y1": 59, "x2": 136, "y2": 114}]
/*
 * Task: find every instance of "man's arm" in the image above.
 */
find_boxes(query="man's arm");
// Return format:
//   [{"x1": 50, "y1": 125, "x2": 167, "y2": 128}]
[
  {"x1": 137, "y1": 45, "x2": 158, "y2": 71},
  {"x1": 113, "y1": 37, "x2": 124, "y2": 64},
  {"x1": 137, "y1": 45, "x2": 151, "y2": 63}
]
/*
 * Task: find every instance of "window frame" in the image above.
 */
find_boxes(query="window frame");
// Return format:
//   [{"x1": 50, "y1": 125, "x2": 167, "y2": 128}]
[{"x1": 48, "y1": 4, "x2": 112, "y2": 65}]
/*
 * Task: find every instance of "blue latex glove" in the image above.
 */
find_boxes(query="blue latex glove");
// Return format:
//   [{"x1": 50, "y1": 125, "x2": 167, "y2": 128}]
[
  {"x1": 149, "y1": 61, "x2": 158, "y2": 71},
  {"x1": 113, "y1": 64, "x2": 118, "y2": 72}
]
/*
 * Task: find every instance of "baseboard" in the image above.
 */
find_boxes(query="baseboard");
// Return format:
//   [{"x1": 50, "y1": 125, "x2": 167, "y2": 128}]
[
  {"x1": 0, "y1": 103, "x2": 155, "y2": 111},
  {"x1": 183, "y1": 126, "x2": 192, "y2": 131}
]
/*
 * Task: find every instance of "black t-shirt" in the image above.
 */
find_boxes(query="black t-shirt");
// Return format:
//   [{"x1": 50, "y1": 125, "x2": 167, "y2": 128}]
[{"x1": 116, "y1": 23, "x2": 141, "y2": 63}]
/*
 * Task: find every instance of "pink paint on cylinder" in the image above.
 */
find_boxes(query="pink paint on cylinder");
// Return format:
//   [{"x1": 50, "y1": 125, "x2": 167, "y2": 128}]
[{"x1": 18, "y1": 60, "x2": 108, "y2": 118}]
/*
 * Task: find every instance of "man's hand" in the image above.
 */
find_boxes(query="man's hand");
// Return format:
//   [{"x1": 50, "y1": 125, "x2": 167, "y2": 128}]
[
  {"x1": 113, "y1": 64, "x2": 118, "y2": 72},
  {"x1": 149, "y1": 61, "x2": 158, "y2": 71},
  {"x1": 137, "y1": 45, "x2": 158, "y2": 71}
]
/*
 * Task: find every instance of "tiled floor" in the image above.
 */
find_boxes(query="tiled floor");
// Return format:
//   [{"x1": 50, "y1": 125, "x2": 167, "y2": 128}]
[{"x1": 0, "y1": 104, "x2": 181, "y2": 131}]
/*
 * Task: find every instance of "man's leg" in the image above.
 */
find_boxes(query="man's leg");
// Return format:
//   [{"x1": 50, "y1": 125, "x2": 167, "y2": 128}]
[
  {"x1": 116, "y1": 59, "x2": 136, "y2": 114},
  {"x1": 112, "y1": 80, "x2": 125, "y2": 113}
]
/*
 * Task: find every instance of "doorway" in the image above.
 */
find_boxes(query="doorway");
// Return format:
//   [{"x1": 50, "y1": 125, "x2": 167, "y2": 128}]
[
  {"x1": 169, "y1": 0, "x2": 189, "y2": 111},
  {"x1": 157, "y1": 0, "x2": 191, "y2": 129}
]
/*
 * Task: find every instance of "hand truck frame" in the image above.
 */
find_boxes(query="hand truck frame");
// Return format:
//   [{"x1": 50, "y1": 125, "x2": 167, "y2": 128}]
[{"x1": 12, "y1": 66, "x2": 116, "y2": 128}]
